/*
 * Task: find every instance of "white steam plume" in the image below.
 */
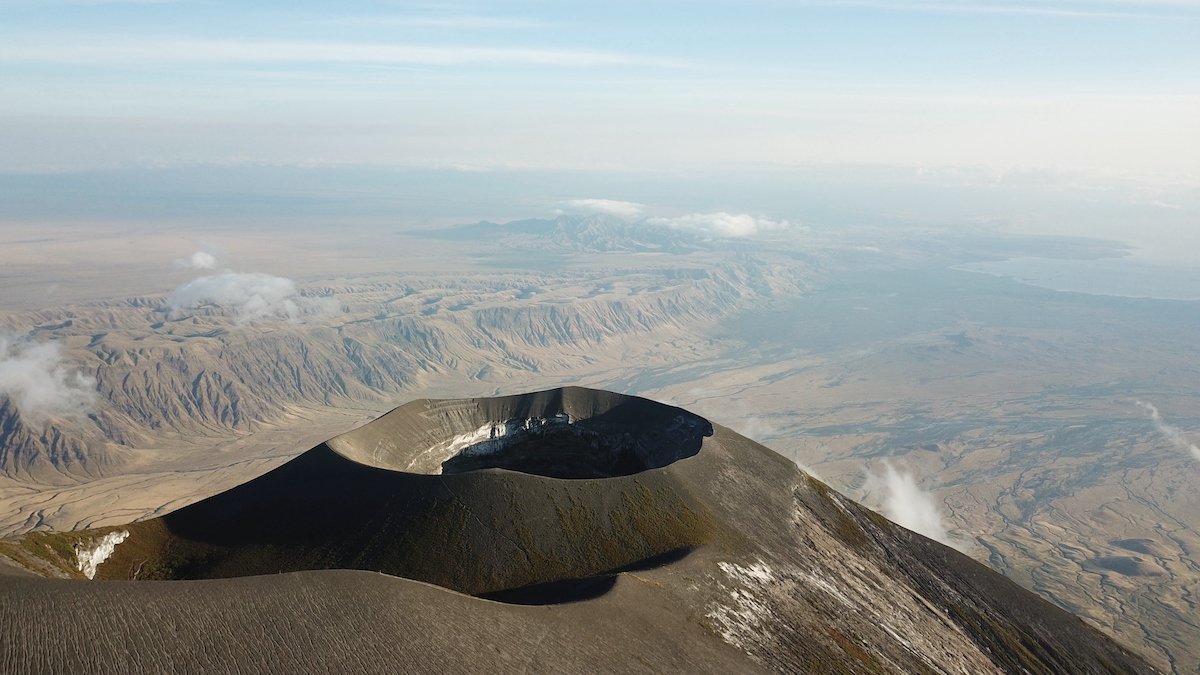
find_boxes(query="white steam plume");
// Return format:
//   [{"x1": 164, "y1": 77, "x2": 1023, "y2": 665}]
[
  {"x1": 167, "y1": 272, "x2": 338, "y2": 323},
  {"x1": 1136, "y1": 400, "x2": 1200, "y2": 462},
  {"x1": 646, "y1": 212, "x2": 790, "y2": 238},
  {"x1": 736, "y1": 415, "x2": 777, "y2": 442},
  {"x1": 174, "y1": 250, "x2": 218, "y2": 270},
  {"x1": 0, "y1": 334, "x2": 97, "y2": 426},
  {"x1": 863, "y1": 461, "x2": 972, "y2": 553}
]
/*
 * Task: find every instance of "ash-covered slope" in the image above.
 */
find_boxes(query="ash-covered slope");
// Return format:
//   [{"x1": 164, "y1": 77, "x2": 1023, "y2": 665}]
[{"x1": 0, "y1": 387, "x2": 1154, "y2": 674}]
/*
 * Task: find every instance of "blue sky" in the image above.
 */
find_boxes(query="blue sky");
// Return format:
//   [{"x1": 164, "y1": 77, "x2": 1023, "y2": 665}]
[{"x1": 1, "y1": 0, "x2": 1198, "y2": 176}]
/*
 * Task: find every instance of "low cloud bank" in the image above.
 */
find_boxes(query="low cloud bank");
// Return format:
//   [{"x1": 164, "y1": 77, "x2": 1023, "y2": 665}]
[
  {"x1": 557, "y1": 198, "x2": 645, "y2": 219},
  {"x1": 0, "y1": 334, "x2": 97, "y2": 426},
  {"x1": 647, "y1": 212, "x2": 790, "y2": 238},
  {"x1": 167, "y1": 272, "x2": 337, "y2": 323},
  {"x1": 864, "y1": 462, "x2": 972, "y2": 554},
  {"x1": 1137, "y1": 400, "x2": 1200, "y2": 462},
  {"x1": 557, "y1": 198, "x2": 792, "y2": 238},
  {"x1": 174, "y1": 250, "x2": 218, "y2": 270}
]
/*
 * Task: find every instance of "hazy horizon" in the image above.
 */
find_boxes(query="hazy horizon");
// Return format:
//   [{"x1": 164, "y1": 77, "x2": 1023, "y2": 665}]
[{"x1": 1, "y1": 0, "x2": 1197, "y2": 177}]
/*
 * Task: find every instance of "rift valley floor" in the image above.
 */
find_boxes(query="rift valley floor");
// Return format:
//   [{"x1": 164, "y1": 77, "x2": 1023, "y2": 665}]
[{"x1": 1, "y1": 218, "x2": 1197, "y2": 672}]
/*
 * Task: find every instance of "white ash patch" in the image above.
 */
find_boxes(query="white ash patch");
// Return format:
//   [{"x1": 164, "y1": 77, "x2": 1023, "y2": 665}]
[
  {"x1": 796, "y1": 485, "x2": 997, "y2": 672},
  {"x1": 455, "y1": 415, "x2": 574, "y2": 459},
  {"x1": 706, "y1": 560, "x2": 781, "y2": 651},
  {"x1": 717, "y1": 560, "x2": 776, "y2": 585},
  {"x1": 709, "y1": 551, "x2": 995, "y2": 674},
  {"x1": 74, "y1": 530, "x2": 129, "y2": 580},
  {"x1": 829, "y1": 492, "x2": 857, "y2": 517},
  {"x1": 796, "y1": 569, "x2": 857, "y2": 610},
  {"x1": 408, "y1": 414, "x2": 574, "y2": 473}
]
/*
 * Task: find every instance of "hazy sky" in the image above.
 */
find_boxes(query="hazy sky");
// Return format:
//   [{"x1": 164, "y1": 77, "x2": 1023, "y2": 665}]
[{"x1": 2, "y1": 0, "x2": 1198, "y2": 177}]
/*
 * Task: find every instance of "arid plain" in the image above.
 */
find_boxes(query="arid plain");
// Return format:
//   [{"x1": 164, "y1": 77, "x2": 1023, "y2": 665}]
[{"x1": 1, "y1": 217, "x2": 1197, "y2": 672}]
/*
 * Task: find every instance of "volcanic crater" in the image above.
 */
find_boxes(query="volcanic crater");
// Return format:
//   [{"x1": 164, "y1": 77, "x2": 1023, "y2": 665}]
[
  {"x1": 329, "y1": 388, "x2": 712, "y2": 479},
  {"x1": 29, "y1": 388, "x2": 721, "y2": 601},
  {"x1": 0, "y1": 387, "x2": 1159, "y2": 674}
]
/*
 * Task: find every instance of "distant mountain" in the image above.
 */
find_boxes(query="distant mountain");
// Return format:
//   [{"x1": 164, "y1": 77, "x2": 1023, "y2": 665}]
[
  {"x1": 0, "y1": 388, "x2": 1155, "y2": 674},
  {"x1": 0, "y1": 398, "x2": 97, "y2": 480},
  {"x1": 1, "y1": 267, "x2": 786, "y2": 484},
  {"x1": 415, "y1": 214, "x2": 710, "y2": 253}
]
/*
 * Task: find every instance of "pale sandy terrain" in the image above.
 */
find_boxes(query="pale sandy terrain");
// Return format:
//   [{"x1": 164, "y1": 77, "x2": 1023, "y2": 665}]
[
  {"x1": 1, "y1": 221, "x2": 1197, "y2": 671},
  {"x1": 647, "y1": 309, "x2": 1200, "y2": 673},
  {"x1": 0, "y1": 222, "x2": 482, "y2": 309}
]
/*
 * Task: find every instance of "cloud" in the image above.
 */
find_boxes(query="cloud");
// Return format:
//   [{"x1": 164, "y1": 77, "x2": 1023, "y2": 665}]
[
  {"x1": 863, "y1": 462, "x2": 972, "y2": 553},
  {"x1": 801, "y1": 0, "x2": 1193, "y2": 18},
  {"x1": 0, "y1": 0, "x2": 174, "y2": 5},
  {"x1": 173, "y1": 250, "x2": 217, "y2": 270},
  {"x1": 1136, "y1": 400, "x2": 1200, "y2": 462},
  {"x1": 0, "y1": 39, "x2": 684, "y2": 68},
  {"x1": 166, "y1": 272, "x2": 338, "y2": 323},
  {"x1": 647, "y1": 212, "x2": 791, "y2": 238},
  {"x1": 0, "y1": 334, "x2": 97, "y2": 426},
  {"x1": 557, "y1": 199, "x2": 645, "y2": 219},
  {"x1": 553, "y1": 199, "x2": 795, "y2": 239},
  {"x1": 337, "y1": 15, "x2": 544, "y2": 29}
]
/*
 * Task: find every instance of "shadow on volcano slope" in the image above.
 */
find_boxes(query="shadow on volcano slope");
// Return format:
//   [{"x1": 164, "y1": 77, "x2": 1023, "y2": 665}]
[{"x1": 478, "y1": 545, "x2": 695, "y2": 605}]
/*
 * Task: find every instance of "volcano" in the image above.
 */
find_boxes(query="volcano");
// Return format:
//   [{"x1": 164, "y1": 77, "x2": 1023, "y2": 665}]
[{"x1": 0, "y1": 387, "x2": 1154, "y2": 673}]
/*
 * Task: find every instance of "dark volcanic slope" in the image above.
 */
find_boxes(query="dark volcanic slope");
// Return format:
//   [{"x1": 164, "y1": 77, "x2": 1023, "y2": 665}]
[
  {"x1": 0, "y1": 570, "x2": 758, "y2": 674},
  {"x1": 0, "y1": 387, "x2": 1155, "y2": 674}
]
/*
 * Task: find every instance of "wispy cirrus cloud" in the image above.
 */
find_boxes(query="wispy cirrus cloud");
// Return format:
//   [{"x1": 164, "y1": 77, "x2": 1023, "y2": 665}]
[
  {"x1": 335, "y1": 15, "x2": 545, "y2": 29},
  {"x1": 0, "y1": 38, "x2": 685, "y2": 68},
  {"x1": 802, "y1": 0, "x2": 1199, "y2": 17},
  {"x1": 557, "y1": 199, "x2": 646, "y2": 219},
  {"x1": 0, "y1": 0, "x2": 175, "y2": 5}
]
